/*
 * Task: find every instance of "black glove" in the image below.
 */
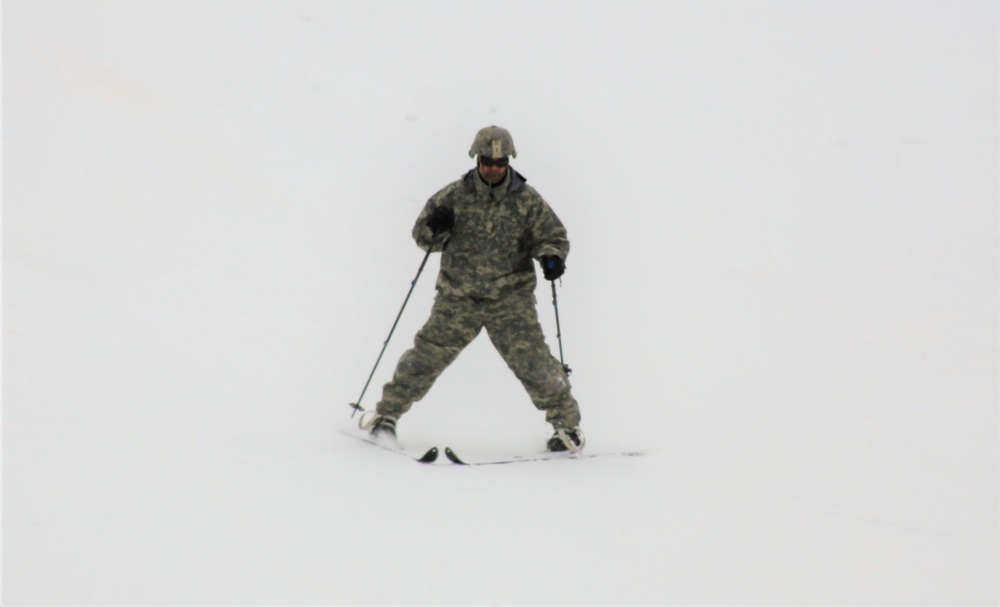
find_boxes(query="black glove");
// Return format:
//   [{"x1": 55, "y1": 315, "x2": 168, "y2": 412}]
[
  {"x1": 540, "y1": 256, "x2": 565, "y2": 281},
  {"x1": 427, "y1": 206, "x2": 455, "y2": 236}
]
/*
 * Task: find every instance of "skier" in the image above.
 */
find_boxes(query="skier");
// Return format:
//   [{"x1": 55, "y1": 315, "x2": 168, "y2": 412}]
[{"x1": 362, "y1": 126, "x2": 584, "y2": 452}]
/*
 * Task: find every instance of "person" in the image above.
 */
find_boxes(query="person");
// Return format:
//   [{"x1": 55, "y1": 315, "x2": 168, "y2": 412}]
[{"x1": 361, "y1": 126, "x2": 584, "y2": 452}]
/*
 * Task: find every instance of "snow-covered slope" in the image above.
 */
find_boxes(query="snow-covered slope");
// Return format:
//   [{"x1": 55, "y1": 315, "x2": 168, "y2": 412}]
[{"x1": 4, "y1": 1, "x2": 997, "y2": 604}]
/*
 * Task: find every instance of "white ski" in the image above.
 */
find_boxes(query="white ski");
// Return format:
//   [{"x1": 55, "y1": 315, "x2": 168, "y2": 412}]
[
  {"x1": 444, "y1": 447, "x2": 646, "y2": 466},
  {"x1": 340, "y1": 430, "x2": 439, "y2": 463}
]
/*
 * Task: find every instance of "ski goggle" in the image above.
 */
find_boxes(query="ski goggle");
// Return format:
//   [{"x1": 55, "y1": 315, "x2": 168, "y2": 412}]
[{"x1": 479, "y1": 156, "x2": 509, "y2": 168}]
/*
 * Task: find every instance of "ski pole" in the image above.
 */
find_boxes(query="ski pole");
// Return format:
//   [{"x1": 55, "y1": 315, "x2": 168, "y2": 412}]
[
  {"x1": 349, "y1": 246, "x2": 433, "y2": 417},
  {"x1": 550, "y1": 280, "x2": 572, "y2": 376}
]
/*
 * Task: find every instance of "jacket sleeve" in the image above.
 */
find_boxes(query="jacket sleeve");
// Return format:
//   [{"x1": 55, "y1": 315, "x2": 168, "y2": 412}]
[
  {"x1": 412, "y1": 183, "x2": 457, "y2": 252},
  {"x1": 526, "y1": 190, "x2": 570, "y2": 262}
]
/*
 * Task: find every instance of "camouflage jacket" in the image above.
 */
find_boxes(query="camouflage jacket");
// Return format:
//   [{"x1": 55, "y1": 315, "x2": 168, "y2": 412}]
[{"x1": 412, "y1": 167, "x2": 570, "y2": 300}]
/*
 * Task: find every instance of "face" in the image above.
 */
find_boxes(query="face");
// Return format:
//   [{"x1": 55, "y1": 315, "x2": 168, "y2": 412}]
[{"x1": 478, "y1": 156, "x2": 509, "y2": 185}]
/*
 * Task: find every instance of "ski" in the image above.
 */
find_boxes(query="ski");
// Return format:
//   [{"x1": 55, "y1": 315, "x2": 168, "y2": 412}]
[
  {"x1": 340, "y1": 430, "x2": 439, "y2": 463},
  {"x1": 444, "y1": 446, "x2": 646, "y2": 466}
]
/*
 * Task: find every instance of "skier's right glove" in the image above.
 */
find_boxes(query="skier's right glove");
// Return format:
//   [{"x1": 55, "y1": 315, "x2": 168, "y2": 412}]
[{"x1": 427, "y1": 205, "x2": 455, "y2": 236}]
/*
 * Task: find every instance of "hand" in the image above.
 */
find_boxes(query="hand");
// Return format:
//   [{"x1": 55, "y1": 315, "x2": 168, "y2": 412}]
[
  {"x1": 427, "y1": 206, "x2": 455, "y2": 236},
  {"x1": 540, "y1": 256, "x2": 565, "y2": 281}
]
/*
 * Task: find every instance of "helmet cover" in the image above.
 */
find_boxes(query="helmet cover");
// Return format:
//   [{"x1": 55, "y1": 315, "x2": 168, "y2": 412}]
[{"x1": 469, "y1": 125, "x2": 517, "y2": 159}]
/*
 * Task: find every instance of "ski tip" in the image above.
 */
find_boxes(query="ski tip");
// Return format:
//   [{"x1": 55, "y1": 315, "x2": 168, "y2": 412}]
[
  {"x1": 417, "y1": 447, "x2": 439, "y2": 463},
  {"x1": 444, "y1": 447, "x2": 467, "y2": 465}
]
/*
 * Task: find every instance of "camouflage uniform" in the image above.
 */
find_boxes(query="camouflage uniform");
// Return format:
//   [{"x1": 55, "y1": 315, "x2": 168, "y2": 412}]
[{"x1": 374, "y1": 166, "x2": 581, "y2": 430}]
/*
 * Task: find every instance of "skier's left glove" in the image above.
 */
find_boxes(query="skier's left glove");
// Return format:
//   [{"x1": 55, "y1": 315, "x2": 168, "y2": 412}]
[{"x1": 540, "y1": 256, "x2": 565, "y2": 281}]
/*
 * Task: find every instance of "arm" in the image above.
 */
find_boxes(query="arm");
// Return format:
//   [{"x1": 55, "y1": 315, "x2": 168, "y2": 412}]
[
  {"x1": 412, "y1": 185, "x2": 457, "y2": 252},
  {"x1": 527, "y1": 197, "x2": 570, "y2": 263},
  {"x1": 527, "y1": 194, "x2": 570, "y2": 281}
]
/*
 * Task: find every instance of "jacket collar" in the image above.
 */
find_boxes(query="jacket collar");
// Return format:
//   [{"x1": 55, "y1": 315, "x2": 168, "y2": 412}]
[{"x1": 462, "y1": 167, "x2": 526, "y2": 196}]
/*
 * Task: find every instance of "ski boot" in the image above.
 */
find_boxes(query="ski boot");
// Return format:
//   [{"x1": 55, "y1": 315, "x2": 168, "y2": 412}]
[
  {"x1": 360, "y1": 413, "x2": 398, "y2": 440},
  {"x1": 547, "y1": 427, "x2": 585, "y2": 452}
]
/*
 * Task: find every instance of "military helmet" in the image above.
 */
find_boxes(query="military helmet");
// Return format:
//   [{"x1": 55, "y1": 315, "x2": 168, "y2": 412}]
[{"x1": 469, "y1": 125, "x2": 517, "y2": 159}]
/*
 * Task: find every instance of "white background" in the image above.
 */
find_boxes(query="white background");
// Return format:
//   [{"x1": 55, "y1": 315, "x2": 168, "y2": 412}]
[{"x1": 3, "y1": 1, "x2": 998, "y2": 604}]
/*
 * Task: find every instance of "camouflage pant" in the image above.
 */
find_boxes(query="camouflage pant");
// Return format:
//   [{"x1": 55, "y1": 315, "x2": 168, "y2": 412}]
[{"x1": 375, "y1": 291, "x2": 581, "y2": 429}]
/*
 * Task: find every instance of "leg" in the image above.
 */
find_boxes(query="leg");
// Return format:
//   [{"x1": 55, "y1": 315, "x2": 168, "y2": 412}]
[
  {"x1": 376, "y1": 295, "x2": 482, "y2": 419},
  {"x1": 484, "y1": 292, "x2": 581, "y2": 429}
]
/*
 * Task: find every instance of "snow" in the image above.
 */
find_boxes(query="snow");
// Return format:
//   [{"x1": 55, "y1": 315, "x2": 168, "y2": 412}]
[{"x1": 3, "y1": 0, "x2": 997, "y2": 604}]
